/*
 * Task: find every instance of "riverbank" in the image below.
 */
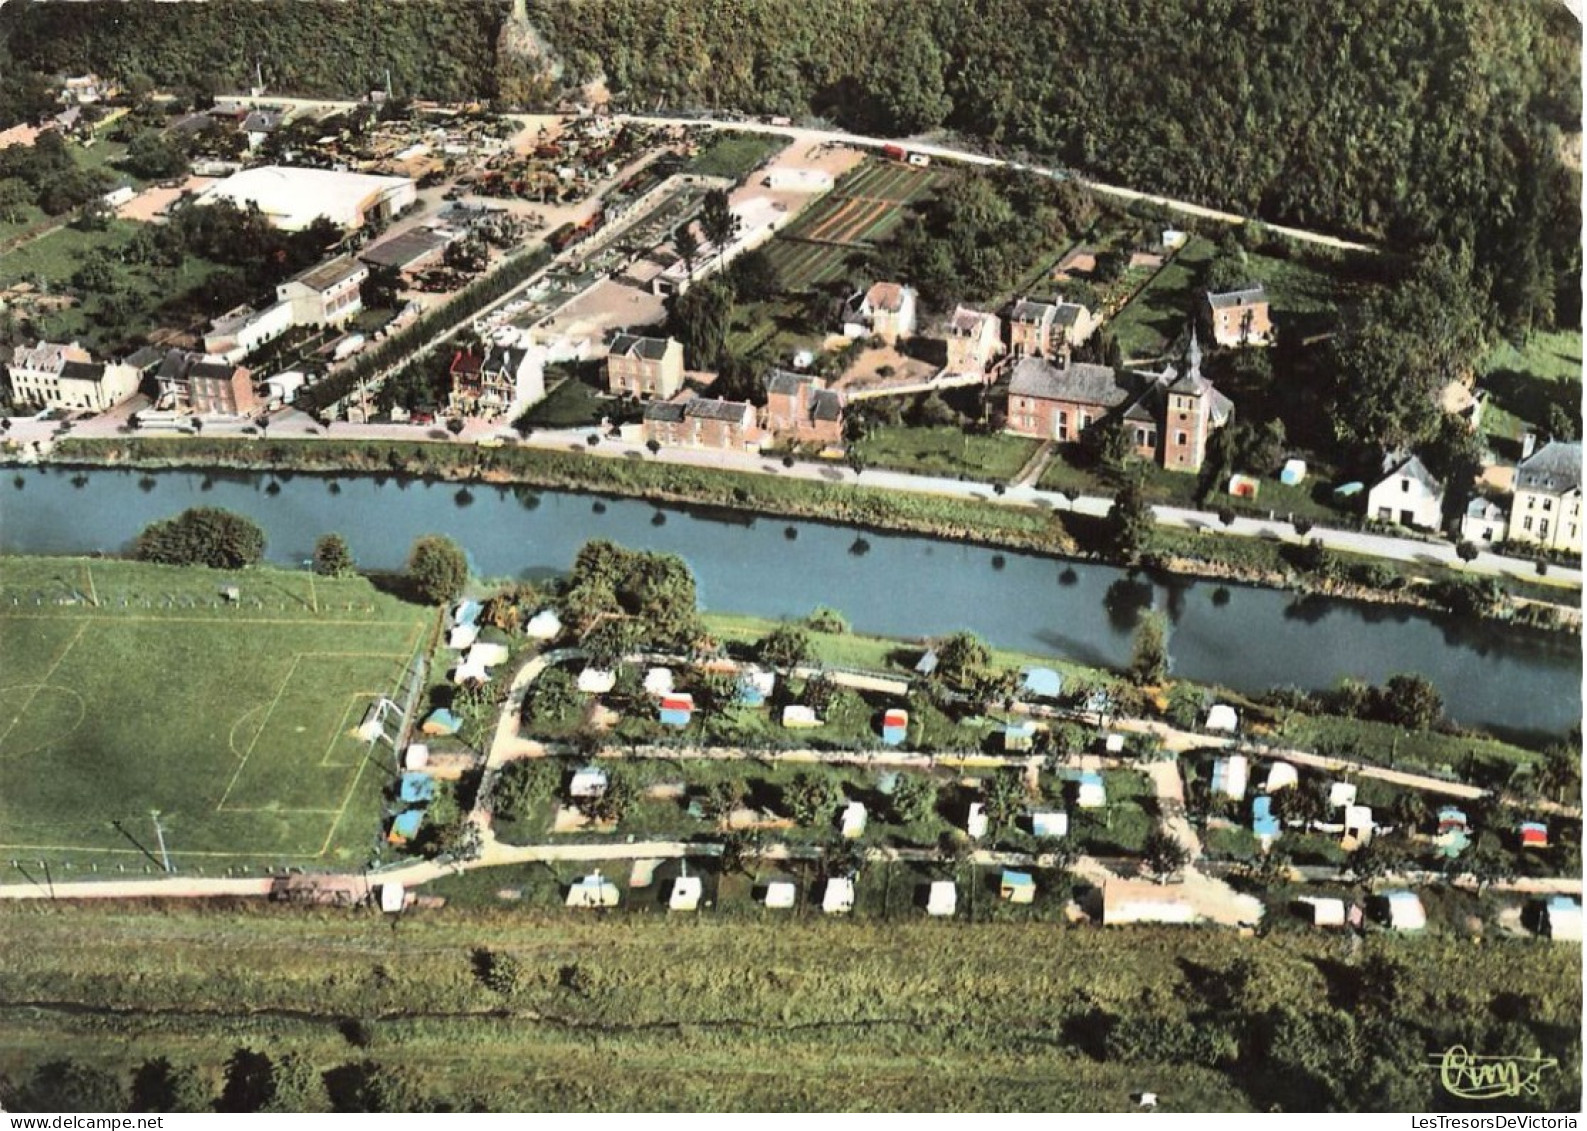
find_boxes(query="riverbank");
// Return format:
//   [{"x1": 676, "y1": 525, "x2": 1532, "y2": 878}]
[{"x1": 35, "y1": 435, "x2": 1579, "y2": 631}]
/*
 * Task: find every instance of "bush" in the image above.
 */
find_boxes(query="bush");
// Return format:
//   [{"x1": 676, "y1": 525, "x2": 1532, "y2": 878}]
[
  {"x1": 805, "y1": 605, "x2": 850, "y2": 634},
  {"x1": 133, "y1": 507, "x2": 265, "y2": 569}
]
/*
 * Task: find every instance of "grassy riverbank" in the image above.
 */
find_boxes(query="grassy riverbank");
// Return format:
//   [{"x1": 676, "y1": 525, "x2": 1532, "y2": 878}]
[
  {"x1": 45, "y1": 436, "x2": 1075, "y2": 556},
  {"x1": 0, "y1": 902, "x2": 1576, "y2": 1112}
]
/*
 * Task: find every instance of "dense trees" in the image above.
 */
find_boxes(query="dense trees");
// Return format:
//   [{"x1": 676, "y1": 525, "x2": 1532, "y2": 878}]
[
  {"x1": 405, "y1": 535, "x2": 470, "y2": 605},
  {"x1": 133, "y1": 508, "x2": 266, "y2": 569},
  {"x1": 558, "y1": 540, "x2": 703, "y2": 652}
]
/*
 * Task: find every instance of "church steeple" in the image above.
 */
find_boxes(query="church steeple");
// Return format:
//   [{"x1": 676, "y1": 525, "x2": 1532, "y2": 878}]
[{"x1": 1187, "y1": 326, "x2": 1202, "y2": 381}]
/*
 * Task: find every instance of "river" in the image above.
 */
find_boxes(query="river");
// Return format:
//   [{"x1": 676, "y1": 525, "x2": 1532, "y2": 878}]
[{"x1": 2, "y1": 465, "x2": 1578, "y2": 737}]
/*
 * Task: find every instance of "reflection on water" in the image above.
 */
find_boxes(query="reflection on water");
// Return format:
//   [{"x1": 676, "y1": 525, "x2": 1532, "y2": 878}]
[{"x1": 1, "y1": 466, "x2": 1577, "y2": 734}]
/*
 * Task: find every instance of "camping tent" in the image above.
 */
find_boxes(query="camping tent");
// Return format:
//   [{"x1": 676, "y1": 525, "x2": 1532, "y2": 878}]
[
  {"x1": 1000, "y1": 870, "x2": 1035, "y2": 904},
  {"x1": 1205, "y1": 704, "x2": 1238, "y2": 732},
  {"x1": 420, "y1": 708, "x2": 462, "y2": 736},
  {"x1": 822, "y1": 877, "x2": 855, "y2": 914},
  {"x1": 1030, "y1": 810, "x2": 1068, "y2": 838},
  {"x1": 782, "y1": 705, "x2": 820, "y2": 728},
  {"x1": 1076, "y1": 771, "x2": 1106, "y2": 809},
  {"x1": 644, "y1": 667, "x2": 674, "y2": 695},
  {"x1": 379, "y1": 883, "x2": 407, "y2": 913},
  {"x1": 1295, "y1": 896, "x2": 1346, "y2": 927},
  {"x1": 1343, "y1": 805, "x2": 1375, "y2": 843},
  {"x1": 399, "y1": 772, "x2": 436, "y2": 804},
  {"x1": 447, "y1": 623, "x2": 479, "y2": 650},
  {"x1": 1542, "y1": 897, "x2": 1582, "y2": 941},
  {"x1": 451, "y1": 598, "x2": 482, "y2": 628},
  {"x1": 569, "y1": 766, "x2": 609, "y2": 799},
  {"x1": 1520, "y1": 821, "x2": 1549, "y2": 848},
  {"x1": 577, "y1": 668, "x2": 616, "y2": 694},
  {"x1": 966, "y1": 802, "x2": 988, "y2": 839},
  {"x1": 387, "y1": 809, "x2": 423, "y2": 844},
  {"x1": 658, "y1": 692, "x2": 694, "y2": 728},
  {"x1": 1280, "y1": 458, "x2": 1308, "y2": 486},
  {"x1": 1380, "y1": 890, "x2": 1426, "y2": 931},
  {"x1": 926, "y1": 880, "x2": 957, "y2": 917},
  {"x1": 737, "y1": 667, "x2": 775, "y2": 706},
  {"x1": 525, "y1": 608, "x2": 562, "y2": 640},
  {"x1": 1252, "y1": 795, "x2": 1280, "y2": 841},
  {"x1": 467, "y1": 642, "x2": 510, "y2": 668},
  {"x1": 1328, "y1": 782, "x2": 1358, "y2": 809},
  {"x1": 1265, "y1": 762, "x2": 1299, "y2": 792},
  {"x1": 1021, "y1": 667, "x2": 1062, "y2": 699},
  {"x1": 1212, "y1": 755, "x2": 1249, "y2": 800},
  {"x1": 566, "y1": 873, "x2": 620, "y2": 908},
  {"x1": 841, "y1": 801, "x2": 868, "y2": 838},
  {"x1": 880, "y1": 708, "x2": 908, "y2": 746},
  {"x1": 669, "y1": 875, "x2": 703, "y2": 911}
]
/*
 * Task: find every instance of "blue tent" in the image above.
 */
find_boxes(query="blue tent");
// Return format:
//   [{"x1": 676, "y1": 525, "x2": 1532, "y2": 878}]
[
  {"x1": 1252, "y1": 795, "x2": 1280, "y2": 839},
  {"x1": 389, "y1": 809, "x2": 423, "y2": 841},
  {"x1": 421, "y1": 708, "x2": 462, "y2": 736},
  {"x1": 659, "y1": 707, "x2": 692, "y2": 728},
  {"x1": 453, "y1": 599, "x2": 482, "y2": 627},
  {"x1": 1021, "y1": 667, "x2": 1062, "y2": 699},
  {"x1": 399, "y1": 772, "x2": 436, "y2": 804}
]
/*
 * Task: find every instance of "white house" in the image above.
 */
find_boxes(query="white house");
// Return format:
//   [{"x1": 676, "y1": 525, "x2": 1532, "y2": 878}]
[
  {"x1": 1030, "y1": 810, "x2": 1069, "y2": 838},
  {"x1": 1460, "y1": 496, "x2": 1509, "y2": 545},
  {"x1": 842, "y1": 282, "x2": 917, "y2": 344},
  {"x1": 1295, "y1": 896, "x2": 1346, "y2": 927},
  {"x1": 966, "y1": 802, "x2": 988, "y2": 839},
  {"x1": 379, "y1": 883, "x2": 407, "y2": 913},
  {"x1": 263, "y1": 370, "x2": 307, "y2": 405},
  {"x1": 203, "y1": 301, "x2": 295, "y2": 362},
  {"x1": 1206, "y1": 704, "x2": 1239, "y2": 733},
  {"x1": 1380, "y1": 890, "x2": 1426, "y2": 931},
  {"x1": 566, "y1": 872, "x2": 620, "y2": 908},
  {"x1": 1367, "y1": 451, "x2": 1444, "y2": 531}
]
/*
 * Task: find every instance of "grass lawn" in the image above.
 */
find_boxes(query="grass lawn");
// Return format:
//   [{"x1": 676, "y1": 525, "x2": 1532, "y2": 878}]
[
  {"x1": 1109, "y1": 236, "x2": 1217, "y2": 362},
  {"x1": 0, "y1": 557, "x2": 435, "y2": 871},
  {"x1": 686, "y1": 132, "x2": 788, "y2": 181},
  {"x1": 520, "y1": 372, "x2": 611, "y2": 429},
  {"x1": 1477, "y1": 330, "x2": 1582, "y2": 452},
  {"x1": 854, "y1": 425, "x2": 1040, "y2": 483}
]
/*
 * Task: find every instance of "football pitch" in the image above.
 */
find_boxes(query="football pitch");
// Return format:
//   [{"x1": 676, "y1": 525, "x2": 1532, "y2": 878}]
[{"x1": 0, "y1": 557, "x2": 435, "y2": 872}]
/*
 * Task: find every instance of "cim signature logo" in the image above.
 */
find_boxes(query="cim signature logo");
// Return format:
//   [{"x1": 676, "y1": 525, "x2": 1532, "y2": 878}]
[{"x1": 1430, "y1": 1045, "x2": 1558, "y2": 1101}]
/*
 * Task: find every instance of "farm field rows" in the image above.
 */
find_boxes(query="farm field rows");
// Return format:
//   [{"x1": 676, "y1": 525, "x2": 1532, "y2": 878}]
[
  {"x1": 0, "y1": 557, "x2": 433, "y2": 871},
  {"x1": 767, "y1": 159, "x2": 940, "y2": 289}
]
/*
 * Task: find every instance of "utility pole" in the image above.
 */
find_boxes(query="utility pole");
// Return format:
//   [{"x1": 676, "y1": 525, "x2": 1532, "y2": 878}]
[{"x1": 150, "y1": 810, "x2": 173, "y2": 874}]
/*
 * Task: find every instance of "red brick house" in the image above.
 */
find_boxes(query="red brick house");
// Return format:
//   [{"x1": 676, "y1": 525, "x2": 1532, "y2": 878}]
[
  {"x1": 153, "y1": 349, "x2": 258, "y2": 417},
  {"x1": 1204, "y1": 285, "x2": 1273, "y2": 347},
  {"x1": 644, "y1": 396, "x2": 760, "y2": 451},
  {"x1": 763, "y1": 368, "x2": 845, "y2": 447},
  {"x1": 1005, "y1": 333, "x2": 1230, "y2": 472}
]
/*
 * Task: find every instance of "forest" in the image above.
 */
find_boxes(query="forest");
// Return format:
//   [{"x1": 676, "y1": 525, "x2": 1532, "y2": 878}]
[{"x1": 0, "y1": 0, "x2": 1578, "y2": 341}]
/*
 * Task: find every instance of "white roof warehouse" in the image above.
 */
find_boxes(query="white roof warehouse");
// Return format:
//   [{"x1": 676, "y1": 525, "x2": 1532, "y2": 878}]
[{"x1": 196, "y1": 165, "x2": 417, "y2": 232}]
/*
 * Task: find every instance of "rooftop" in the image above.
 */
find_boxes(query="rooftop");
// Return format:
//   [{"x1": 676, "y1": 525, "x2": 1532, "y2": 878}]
[
  {"x1": 610, "y1": 333, "x2": 674, "y2": 361},
  {"x1": 1207, "y1": 285, "x2": 1268, "y2": 310},
  {"x1": 685, "y1": 397, "x2": 752, "y2": 423},
  {"x1": 286, "y1": 254, "x2": 367, "y2": 293},
  {"x1": 359, "y1": 227, "x2": 451, "y2": 270},
  {"x1": 1008, "y1": 357, "x2": 1135, "y2": 408},
  {"x1": 1516, "y1": 440, "x2": 1582, "y2": 495}
]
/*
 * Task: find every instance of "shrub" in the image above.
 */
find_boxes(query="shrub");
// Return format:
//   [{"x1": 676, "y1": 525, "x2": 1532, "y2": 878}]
[{"x1": 133, "y1": 507, "x2": 265, "y2": 569}]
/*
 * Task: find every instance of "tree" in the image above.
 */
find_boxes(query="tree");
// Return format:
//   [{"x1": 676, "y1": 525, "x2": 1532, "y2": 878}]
[
  {"x1": 1377, "y1": 673, "x2": 1443, "y2": 730},
  {"x1": 523, "y1": 666, "x2": 579, "y2": 725},
  {"x1": 1103, "y1": 477, "x2": 1153, "y2": 562},
  {"x1": 133, "y1": 507, "x2": 265, "y2": 568},
  {"x1": 492, "y1": 757, "x2": 559, "y2": 820},
  {"x1": 784, "y1": 771, "x2": 838, "y2": 827},
  {"x1": 1128, "y1": 612, "x2": 1170, "y2": 686},
  {"x1": 312, "y1": 532, "x2": 356, "y2": 577},
  {"x1": 1085, "y1": 416, "x2": 1135, "y2": 474},
  {"x1": 727, "y1": 246, "x2": 779, "y2": 303},
  {"x1": 755, "y1": 623, "x2": 812, "y2": 674},
  {"x1": 890, "y1": 772, "x2": 937, "y2": 825},
  {"x1": 262, "y1": 1054, "x2": 328, "y2": 1114},
  {"x1": 665, "y1": 277, "x2": 732, "y2": 368},
  {"x1": 697, "y1": 188, "x2": 740, "y2": 269},
  {"x1": 1142, "y1": 827, "x2": 1191, "y2": 881},
  {"x1": 361, "y1": 263, "x2": 404, "y2": 309},
  {"x1": 702, "y1": 776, "x2": 748, "y2": 823},
  {"x1": 981, "y1": 769, "x2": 1027, "y2": 835},
  {"x1": 863, "y1": 16, "x2": 952, "y2": 134},
  {"x1": 1455, "y1": 539, "x2": 1480, "y2": 563},
  {"x1": 0, "y1": 176, "x2": 32, "y2": 223},
  {"x1": 219, "y1": 1048, "x2": 275, "y2": 1113},
  {"x1": 672, "y1": 221, "x2": 699, "y2": 280},
  {"x1": 124, "y1": 129, "x2": 188, "y2": 180},
  {"x1": 405, "y1": 534, "x2": 468, "y2": 605},
  {"x1": 584, "y1": 766, "x2": 637, "y2": 824},
  {"x1": 131, "y1": 1059, "x2": 213, "y2": 1113},
  {"x1": 13, "y1": 1060, "x2": 126, "y2": 1113},
  {"x1": 933, "y1": 630, "x2": 991, "y2": 691}
]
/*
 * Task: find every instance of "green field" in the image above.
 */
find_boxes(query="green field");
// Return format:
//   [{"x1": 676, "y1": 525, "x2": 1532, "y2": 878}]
[
  {"x1": 1478, "y1": 330, "x2": 1583, "y2": 449},
  {"x1": 686, "y1": 131, "x2": 788, "y2": 180},
  {"x1": 0, "y1": 902, "x2": 1577, "y2": 1112},
  {"x1": 855, "y1": 425, "x2": 1040, "y2": 483},
  {"x1": 1108, "y1": 235, "x2": 1217, "y2": 361},
  {"x1": 0, "y1": 557, "x2": 434, "y2": 870}
]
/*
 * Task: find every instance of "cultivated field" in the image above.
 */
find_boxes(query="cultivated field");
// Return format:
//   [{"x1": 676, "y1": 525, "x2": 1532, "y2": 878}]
[
  {"x1": 0, "y1": 557, "x2": 433, "y2": 871},
  {"x1": 766, "y1": 160, "x2": 938, "y2": 289}
]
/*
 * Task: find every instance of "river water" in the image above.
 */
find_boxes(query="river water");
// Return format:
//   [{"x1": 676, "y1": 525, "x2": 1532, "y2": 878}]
[{"x1": 2, "y1": 465, "x2": 1578, "y2": 737}]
